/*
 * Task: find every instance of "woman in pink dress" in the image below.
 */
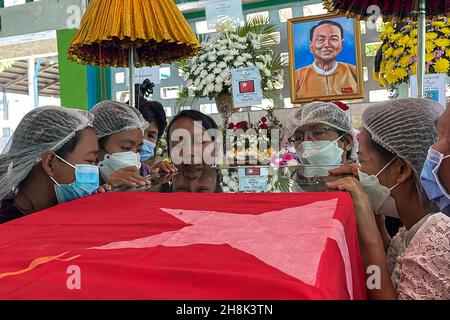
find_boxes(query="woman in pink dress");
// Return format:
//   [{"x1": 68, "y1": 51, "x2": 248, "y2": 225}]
[{"x1": 328, "y1": 98, "x2": 450, "y2": 300}]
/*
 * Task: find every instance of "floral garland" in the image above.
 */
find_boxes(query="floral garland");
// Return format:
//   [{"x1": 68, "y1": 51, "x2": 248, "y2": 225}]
[{"x1": 376, "y1": 18, "x2": 450, "y2": 88}]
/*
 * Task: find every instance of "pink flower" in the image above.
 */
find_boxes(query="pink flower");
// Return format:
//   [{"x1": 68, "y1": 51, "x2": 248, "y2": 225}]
[
  {"x1": 282, "y1": 153, "x2": 294, "y2": 161},
  {"x1": 271, "y1": 153, "x2": 282, "y2": 165}
]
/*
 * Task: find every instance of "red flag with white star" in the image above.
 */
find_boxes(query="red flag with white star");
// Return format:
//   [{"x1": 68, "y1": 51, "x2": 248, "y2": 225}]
[
  {"x1": 239, "y1": 80, "x2": 255, "y2": 93},
  {"x1": 0, "y1": 193, "x2": 366, "y2": 300}
]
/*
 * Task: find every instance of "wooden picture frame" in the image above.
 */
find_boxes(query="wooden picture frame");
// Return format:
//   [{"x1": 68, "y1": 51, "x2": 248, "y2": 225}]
[{"x1": 288, "y1": 13, "x2": 364, "y2": 104}]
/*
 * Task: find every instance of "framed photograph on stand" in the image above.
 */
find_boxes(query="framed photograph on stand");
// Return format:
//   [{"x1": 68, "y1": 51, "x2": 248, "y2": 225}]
[{"x1": 288, "y1": 13, "x2": 364, "y2": 103}]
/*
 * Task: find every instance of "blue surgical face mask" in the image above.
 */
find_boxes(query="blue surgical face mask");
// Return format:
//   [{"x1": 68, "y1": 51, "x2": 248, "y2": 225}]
[
  {"x1": 420, "y1": 147, "x2": 450, "y2": 215},
  {"x1": 50, "y1": 155, "x2": 100, "y2": 204},
  {"x1": 140, "y1": 139, "x2": 156, "y2": 161}
]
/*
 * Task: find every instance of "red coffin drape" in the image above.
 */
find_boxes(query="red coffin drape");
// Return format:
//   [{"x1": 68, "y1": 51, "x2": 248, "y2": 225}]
[{"x1": 0, "y1": 192, "x2": 366, "y2": 300}]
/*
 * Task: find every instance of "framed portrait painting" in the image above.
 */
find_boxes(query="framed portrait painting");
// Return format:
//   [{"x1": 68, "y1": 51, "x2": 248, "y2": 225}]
[{"x1": 288, "y1": 13, "x2": 364, "y2": 104}]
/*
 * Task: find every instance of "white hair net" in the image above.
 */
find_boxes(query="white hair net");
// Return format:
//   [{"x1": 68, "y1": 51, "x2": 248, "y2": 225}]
[
  {"x1": 362, "y1": 98, "x2": 444, "y2": 210},
  {"x1": 287, "y1": 101, "x2": 358, "y2": 162},
  {"x1": 91, "y1": 100, "x2": 148, "y2": 139},
  {"x1": 362, "y1": 98, "x2": 444, "y2": 179},
  {"x1": 0, "y1": 106, "x2": 94, "y2": 201}
]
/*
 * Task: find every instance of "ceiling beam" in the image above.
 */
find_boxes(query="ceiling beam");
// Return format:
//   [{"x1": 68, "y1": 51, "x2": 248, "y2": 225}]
[
  {"x1": 2, "y1": 63, "x2": 54, "y2": 88},
  {"x1": 39, "y1": 79, "x2": 59, "y2": 91}
]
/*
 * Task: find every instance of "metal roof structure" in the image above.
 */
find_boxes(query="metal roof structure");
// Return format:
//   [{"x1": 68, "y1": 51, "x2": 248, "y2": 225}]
[{"x1": 0, "y1": 57, "x2": 59, "y2": 97}]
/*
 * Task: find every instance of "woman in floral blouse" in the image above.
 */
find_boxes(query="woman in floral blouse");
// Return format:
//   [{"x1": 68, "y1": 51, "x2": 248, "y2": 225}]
[{"x1": 328, "y1": 98, "x2": 450, "y2": 300}]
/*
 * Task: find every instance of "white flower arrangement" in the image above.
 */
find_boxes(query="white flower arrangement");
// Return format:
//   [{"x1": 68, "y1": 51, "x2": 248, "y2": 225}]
[
  {"x1": 219, "y1": 166, "x2": 294, "y2": 193},
  {"x1": 220, "y1": 170, "x2": 239, "y2": 192},
  {"x1": 176, "y1": 18, "x2": 285, "y2": 102},
  {"x1": 156, "y1": 137, "x2": 168, "y2": 158}
]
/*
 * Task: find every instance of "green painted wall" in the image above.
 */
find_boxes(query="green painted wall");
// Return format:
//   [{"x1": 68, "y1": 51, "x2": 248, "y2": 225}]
[
  {"x1": 87, "y1": 65, "x2": 112, "y2": 110},
  {"x1": 57, "y1": 29, "x2": 89, "y2": 110}
]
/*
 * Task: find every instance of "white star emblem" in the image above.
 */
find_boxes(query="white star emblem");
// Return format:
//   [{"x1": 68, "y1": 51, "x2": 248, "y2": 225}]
[{"x1": 92, "y1": 199, "x2": 353, "y2": 298}]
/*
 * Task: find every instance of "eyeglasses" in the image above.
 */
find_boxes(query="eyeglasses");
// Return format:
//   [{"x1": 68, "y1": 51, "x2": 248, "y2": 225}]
[{"x1": 288, "y1": 128, "x2": 341, "y2": 144}]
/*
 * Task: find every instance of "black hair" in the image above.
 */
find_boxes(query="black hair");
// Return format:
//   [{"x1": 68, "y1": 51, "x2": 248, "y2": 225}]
[
  {"x1": 98, "y1": 135, "x2": 109, "y2": 152},
  {"x1": 370, "y1": 138, "x2": 396, "y2": 163},
  {"x1": 55, "y1": 129, "x2": 88, "y2": 159},
  {"x1": 166, "y1": 110, "x2": 219, "y2": 158},
  {"x1": 310, "y1": 20, "x2": 344, "y2": 41},
  {"x1": 138, "y1": 99, "x2": 167, "y2": 139},
  {"x1": 167, "y1": 110, "x2": 219, "y2": 139},
  {"x1": 335, "y1": 129, "x2": 353, "y2": 161}
]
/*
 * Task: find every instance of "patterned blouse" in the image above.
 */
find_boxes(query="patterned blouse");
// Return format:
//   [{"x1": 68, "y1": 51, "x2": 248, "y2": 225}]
[{"x1": 387, "y1": 213, "x2": 450, "y2": 300}]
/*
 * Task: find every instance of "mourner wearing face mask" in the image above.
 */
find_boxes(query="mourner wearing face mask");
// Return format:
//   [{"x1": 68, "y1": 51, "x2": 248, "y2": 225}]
[
  {"x1": 420, "y1": 103, "x2": 450, "y2": 216},
  {"x1": 137, "y1": 99, "x2": 177, "y2": 176},
  {"x1": 287, "y1": 101, "x2": 357, "y2": 179},
  {"x1": 0, "y1": 106, "x2": 109, "y2": 224},
  {"x1": 327, "y1": 98, "x2": 450, "y2": 300},
  {"x1": 91, "y1": 101, "x2": 150, "y2": 187}
]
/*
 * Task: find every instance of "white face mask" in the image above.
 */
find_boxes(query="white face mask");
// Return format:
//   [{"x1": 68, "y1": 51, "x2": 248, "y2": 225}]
[
  {"x1": 298, "y1": 135, "x2": 345, "y2": 164},
  {"x1": 358, "y1": 157, "x2": 400, "y2": 218},
  {"x1": 98, "y1": 151, "x2": 141, "y2": 181},
  {"x1": 297, "y1": 135, "x2": 344, "y2": 177}
]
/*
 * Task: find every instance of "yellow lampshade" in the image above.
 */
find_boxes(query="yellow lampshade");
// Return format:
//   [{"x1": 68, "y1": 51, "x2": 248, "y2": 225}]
[{"x1": 67, "y1": 0, "x2": 202, "y2": 67}]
